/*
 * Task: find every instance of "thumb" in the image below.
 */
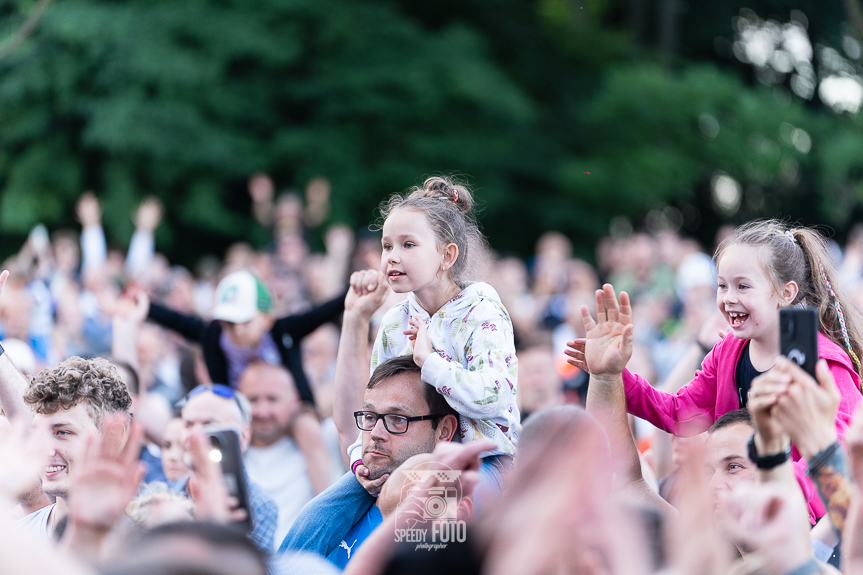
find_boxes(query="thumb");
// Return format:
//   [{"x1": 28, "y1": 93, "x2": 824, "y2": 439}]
[
  {"x1": 188, "y1": 474, "x2": 201, "y2": 502},
  {"x1": 581, "y1": 305, "x2": 596, "y2": 331},
  {"x1": 815, "y1": 359, "x2": 839, "y2": 398},
  {"x1": 622, "y1": 324, "x2": 634, "y2": 355}
]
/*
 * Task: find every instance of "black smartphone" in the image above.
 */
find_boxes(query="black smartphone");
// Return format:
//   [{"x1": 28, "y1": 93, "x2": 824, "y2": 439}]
[
  {"x1": 779, "y1": 308, "x2": 818, "y2": 380},
  {"x1": 205, "y1": 426, "x2": 253, "y2": 533}
]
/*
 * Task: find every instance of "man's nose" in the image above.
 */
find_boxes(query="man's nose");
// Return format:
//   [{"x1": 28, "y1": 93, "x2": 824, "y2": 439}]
[
  {"x1": 369, "y1": 417, "x2": 389, "y2": 440},
  {"x1": 707, "y1": 470, "x2": 724, "y2": 492}
]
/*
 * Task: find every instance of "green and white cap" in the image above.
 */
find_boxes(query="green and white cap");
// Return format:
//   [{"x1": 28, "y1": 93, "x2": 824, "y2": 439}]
[{"x1": 211, "y1": 270, "x2": 273, "y2": 323}]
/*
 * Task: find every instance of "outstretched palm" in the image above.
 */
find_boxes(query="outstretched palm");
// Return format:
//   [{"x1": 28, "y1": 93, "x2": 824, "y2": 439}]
[{"x1": 565, "y1": 284, "x2": 633, "y2": 377}]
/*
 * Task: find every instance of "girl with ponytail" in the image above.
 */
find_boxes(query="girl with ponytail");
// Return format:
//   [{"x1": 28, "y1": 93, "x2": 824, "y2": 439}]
[{"x1": 567, "y1": 220, "x2": 863, "y2": 524}]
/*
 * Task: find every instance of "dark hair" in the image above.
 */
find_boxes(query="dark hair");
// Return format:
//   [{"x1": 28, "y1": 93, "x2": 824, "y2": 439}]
[
  {"x1": 24, "y1": 356, "x2": 132, "y2": 427},
  {"x1": 715, "y1": 220, "x2": 863, "y2": 382},
  {"x1": 377, "y1": 175, "x2": 487, "y2": 287},
  {"x1": 367, "y1": 356, "x2": 458, "y2": 430},
  {"x1": 709, "y1": 408, "x2": 752, "y2": 433}
]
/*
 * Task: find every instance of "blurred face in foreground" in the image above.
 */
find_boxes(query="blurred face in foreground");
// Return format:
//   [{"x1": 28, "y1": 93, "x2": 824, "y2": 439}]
[{"x1": 704, "y1": 422, "x2": 757, "y2": 533}]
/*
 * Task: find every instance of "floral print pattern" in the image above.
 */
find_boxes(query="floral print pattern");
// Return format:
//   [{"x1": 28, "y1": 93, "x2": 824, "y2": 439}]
[{"x1": 370, "y1": 282, "x2": 520, "y2": 456}]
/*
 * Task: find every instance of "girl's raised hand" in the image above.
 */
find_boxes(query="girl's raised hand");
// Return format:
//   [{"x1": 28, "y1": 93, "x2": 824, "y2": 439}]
[
  {"x1": 346, "y1": 270, "x2": 389, "y2": 321},
  {"x1": 405, "y1": 315, "x2": 433, "y2": 368},
  {"x1": 565, "y1": 284, "x2": 633, "y2": 377}
]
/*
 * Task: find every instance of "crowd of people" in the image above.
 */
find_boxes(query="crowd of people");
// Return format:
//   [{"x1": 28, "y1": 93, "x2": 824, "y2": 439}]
[{"x1": 3, "y1": 173, "x2": 863, "y2": 574}]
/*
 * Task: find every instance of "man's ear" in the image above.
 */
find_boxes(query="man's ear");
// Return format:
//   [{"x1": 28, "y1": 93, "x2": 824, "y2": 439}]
[
  {"x1": 436, "y1": 414, "x2": 459, "y2": 443},
  {"x1": 781, "y1": 281, "x2": 799, "y2": 306},
  {"x1": 441, "y1": 243, "x2": 459, "y2": 272}
]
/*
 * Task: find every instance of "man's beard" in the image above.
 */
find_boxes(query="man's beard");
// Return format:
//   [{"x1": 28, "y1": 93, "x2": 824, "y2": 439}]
[{"x1": 365, "y1": 436, "x2": 437, "y2": 480}]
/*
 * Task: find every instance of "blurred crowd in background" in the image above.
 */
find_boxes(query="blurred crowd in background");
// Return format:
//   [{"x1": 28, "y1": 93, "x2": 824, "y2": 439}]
[{"x1": 6, "y1": 176, "x2": 863, "y2": 491}]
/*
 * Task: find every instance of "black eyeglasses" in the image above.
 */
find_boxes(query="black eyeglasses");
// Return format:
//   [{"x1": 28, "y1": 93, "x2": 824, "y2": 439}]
[{"x1": 354, "y1": 411, "x2": 444, "y2": 434}]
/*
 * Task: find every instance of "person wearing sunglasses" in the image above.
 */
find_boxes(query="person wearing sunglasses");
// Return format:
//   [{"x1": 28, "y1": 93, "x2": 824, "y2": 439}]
[
  {"x1": 280, "y1": 355, "x2": 459, "y2": 568},
  {"x1": 173, "y1": 383, "x2": 278, "y2": 552}
]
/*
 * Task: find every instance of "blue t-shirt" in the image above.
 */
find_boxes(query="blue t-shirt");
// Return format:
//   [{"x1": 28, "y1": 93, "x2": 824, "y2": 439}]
[{"x1": 328, "y1": 504, "x2": 383, "y2": 568}]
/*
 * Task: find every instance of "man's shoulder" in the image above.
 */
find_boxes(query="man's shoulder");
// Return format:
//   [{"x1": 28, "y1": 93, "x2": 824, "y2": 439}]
[
  {"x1": 18, "y1": 503, "x2": 55, "y2": 524},
  {"x1": 16, "y1": 503, "x2": 56, "y2": 542}
]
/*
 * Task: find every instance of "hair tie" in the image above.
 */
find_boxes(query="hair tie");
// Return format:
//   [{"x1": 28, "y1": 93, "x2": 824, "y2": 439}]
[
  {"x1": 785, "y1": 230, "x2": 797, "y2": 244},
  {"x1": 437, "y1": 190, "x2": 458, "y2": 203}
]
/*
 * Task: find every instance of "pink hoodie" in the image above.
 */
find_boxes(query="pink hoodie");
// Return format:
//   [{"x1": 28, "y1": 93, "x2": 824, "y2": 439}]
[{"x1": 624, "y1": 332, "x2": 862, "y2": 523}]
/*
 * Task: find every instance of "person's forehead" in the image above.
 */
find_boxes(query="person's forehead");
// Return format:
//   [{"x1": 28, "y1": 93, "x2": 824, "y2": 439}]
[
  {"x1": 33, "y1": 402, "x2": 99, "y2": 430},
  {"x1": 164, "y1": 418, "x2": 186, "y2": 438},
  {"x1": 706, "y1": 422, "x2": 752, "y2": 462},
  {"x1": 382, "y1": 209, "x2": 434, "y2": 238},
  {"x1": 363, "y1": 372, "x2": 427, "y2": 413},
  {"x1": 717, "y1": 245, "x2": 769, "y2": 280},
  {"x1": 239, "y1": 368, "x2": 293, "y2": 395},
  {"x1": 182, "y1": 392, "x2": 241, "y2": 424}
]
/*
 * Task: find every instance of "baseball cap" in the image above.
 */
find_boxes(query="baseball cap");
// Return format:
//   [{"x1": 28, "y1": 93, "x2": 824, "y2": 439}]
[{"x1": 211, "y1": 270, "x2": 273, "y2": 323}]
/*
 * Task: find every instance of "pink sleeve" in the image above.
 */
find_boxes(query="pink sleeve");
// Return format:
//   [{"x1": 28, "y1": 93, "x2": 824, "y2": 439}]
[
  {"x1": 828, "y1": 359, "x2": 862, "y2": 442},
  {"x1": 623, "y1": 346, "x2": 720, "y2": 437}
]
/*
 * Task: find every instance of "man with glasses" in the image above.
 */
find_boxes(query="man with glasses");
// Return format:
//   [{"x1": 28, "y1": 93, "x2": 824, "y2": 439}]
[
  {"x1": 175, "y1": 383, "x2": 278, "y2": 552},
  {"x1": 280, "y1": 355, "x2": 458, "y2": 567}
]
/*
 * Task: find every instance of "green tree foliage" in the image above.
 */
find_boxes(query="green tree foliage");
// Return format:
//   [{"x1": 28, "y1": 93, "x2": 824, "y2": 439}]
[{"x1": 0, "y1": 0, "x2": 860, "y2": 265}]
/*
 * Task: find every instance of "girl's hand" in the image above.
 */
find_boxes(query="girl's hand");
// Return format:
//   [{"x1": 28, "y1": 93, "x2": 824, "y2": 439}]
[
  {"x1": 355, "y1": 463, "x2": 389, "y2": 497},
  {"x1": 566, "y1": 284, "x2": 633, "y2": 378},
  {"x1": 346, "y1": 270, "x2": 389, "y2": 322},
  {"x1": 406, "y1": 315, "x2": 432, "y2": 368}
]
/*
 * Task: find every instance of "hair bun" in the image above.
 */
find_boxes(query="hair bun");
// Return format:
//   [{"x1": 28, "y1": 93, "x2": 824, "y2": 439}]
[{"x1": 417, "y1": 176, "x2": 473, "y2": 214}]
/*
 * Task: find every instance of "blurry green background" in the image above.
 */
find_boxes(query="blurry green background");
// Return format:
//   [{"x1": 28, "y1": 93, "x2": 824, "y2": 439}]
[{"x1": 0, "y1": 0, "x2": 862, "y2": 265}]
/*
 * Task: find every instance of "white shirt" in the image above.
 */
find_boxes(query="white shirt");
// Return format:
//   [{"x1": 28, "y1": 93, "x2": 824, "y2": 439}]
[{"x1": 16, "y1": 503, "x2": 56, "y2": 543}]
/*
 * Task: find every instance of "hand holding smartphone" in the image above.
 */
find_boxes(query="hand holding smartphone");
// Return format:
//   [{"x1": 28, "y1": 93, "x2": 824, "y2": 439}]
[
  {"x1": 779, "y1": 308, "x2": 818, "y2": 380},
  {"x1": 203, "y1": 425, "x2": 253, "y2": 533}
]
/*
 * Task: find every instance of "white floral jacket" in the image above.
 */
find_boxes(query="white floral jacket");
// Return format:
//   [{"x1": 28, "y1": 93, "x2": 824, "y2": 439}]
[{"x1": 348, "y1": 282, "x2": 520, "y2": 463}]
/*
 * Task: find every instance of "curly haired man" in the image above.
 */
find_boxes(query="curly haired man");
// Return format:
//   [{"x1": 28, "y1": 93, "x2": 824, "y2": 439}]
[{"x1": 16, "y1": 356, "x2": 132, "y2": 541}]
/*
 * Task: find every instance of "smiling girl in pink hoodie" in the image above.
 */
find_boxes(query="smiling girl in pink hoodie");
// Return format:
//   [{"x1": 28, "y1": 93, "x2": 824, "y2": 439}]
[{"x1": 568, "y1": 220, "x2": 863, "y2": 523}]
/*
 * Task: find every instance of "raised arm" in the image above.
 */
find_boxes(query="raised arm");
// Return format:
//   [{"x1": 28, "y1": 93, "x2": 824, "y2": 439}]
[
  {"x1": 146, "y1": 297, "x2": 208, "y2": 342},
  {"x1": 76, "y1": 192, "x2": 106, "y2": 273},
  {"x1": 333, "y1": 270, "x2": 389, "y2": 465},
  {"x1": 274, "y1": 290, "x2": 347, "y2": 343},
  {"x1": 125, "y1": 197, "x2": 162, "y2": 280},
  {"x1": 0, "y1": 271, "x2": 30, "y2": 420}
]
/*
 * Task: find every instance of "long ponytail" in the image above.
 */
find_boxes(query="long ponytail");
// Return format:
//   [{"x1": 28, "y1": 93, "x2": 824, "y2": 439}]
[{"x1": 793, "y1": 228, "x2": 863, "y2": 381}]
